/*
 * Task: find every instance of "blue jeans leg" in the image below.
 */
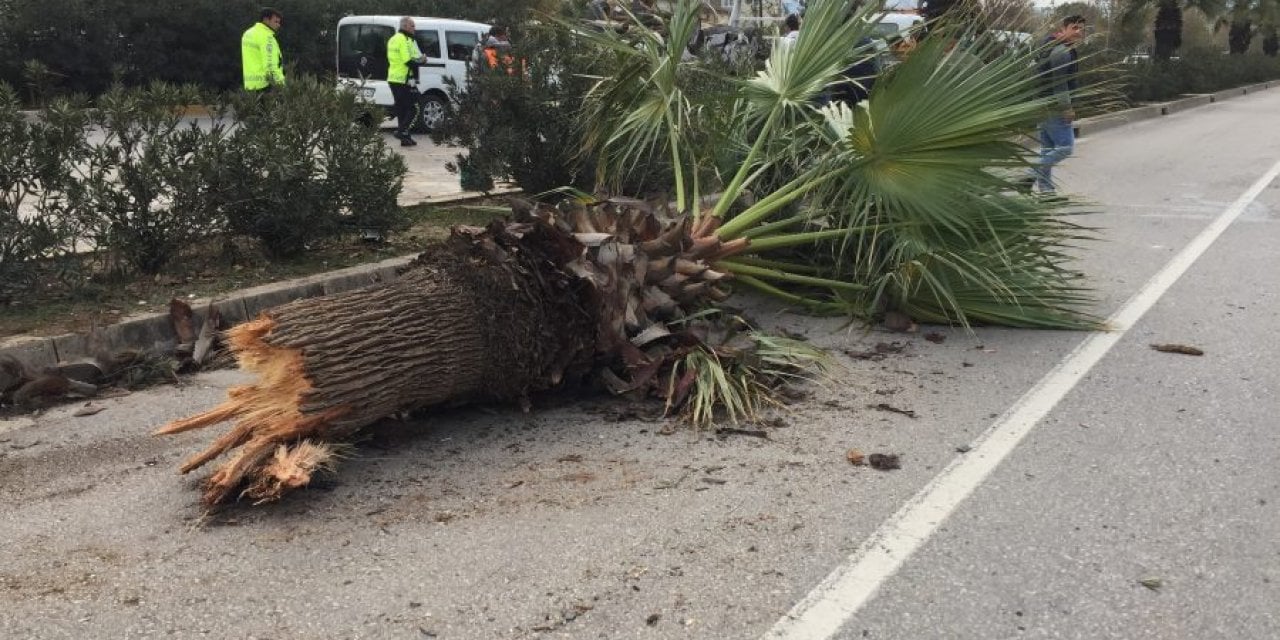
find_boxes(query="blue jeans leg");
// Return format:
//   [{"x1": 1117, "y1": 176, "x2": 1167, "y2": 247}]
[{"x1": 1033, "y1": 115, "x2": 1074, "y2": 192}]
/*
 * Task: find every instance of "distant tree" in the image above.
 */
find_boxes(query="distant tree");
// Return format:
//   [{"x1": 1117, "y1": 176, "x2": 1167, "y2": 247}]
[
  {"x1": 1053, "y1": 2, "x2": 1107, "y2": 27},
  {"x1": 1218, "y1": 0, "x2": 1280, "y2": 53},
  {"x1": 1121, "y1": 0, "x2": 1227, "y2": 59},
  {"x1": 0, "y1": 0, "x2": 560, "y2": 99},
  {"x1": 977, "y1": 0, "x2": 1039, "y2": 32}
]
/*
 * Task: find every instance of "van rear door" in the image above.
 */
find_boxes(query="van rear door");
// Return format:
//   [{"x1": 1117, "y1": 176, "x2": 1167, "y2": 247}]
[
  {"x1": 412, "y1": 28, "x2": 447, "y2": 91},
  {"x1": 338, "y1": 23, "x2": 394, "y2": 82},
  {"x1": 443, "y1": 29, "x2": 483, "y2": 92}
]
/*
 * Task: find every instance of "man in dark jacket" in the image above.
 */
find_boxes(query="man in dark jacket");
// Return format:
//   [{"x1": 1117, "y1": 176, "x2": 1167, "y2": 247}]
[
  {"x1": 1028, "y1": 15, "x2": 1085, "y2": 195},
  {"x1": 828, "y1": 37, "x2": 880, "y2": 107}
]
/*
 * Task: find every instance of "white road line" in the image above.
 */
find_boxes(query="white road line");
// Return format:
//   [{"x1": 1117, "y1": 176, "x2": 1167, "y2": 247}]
[{"x1": 764, "y1": 159, "x2": 1280, "y2": 640}]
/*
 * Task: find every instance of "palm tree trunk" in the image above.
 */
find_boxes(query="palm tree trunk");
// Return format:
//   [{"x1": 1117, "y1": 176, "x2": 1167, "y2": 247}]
[
  {"x1": 1153, "y1": 0, "x2": 1183, "y2": 60},
  {"x1": 158, "y1": 222, "x2": 599, "y2": 504}
]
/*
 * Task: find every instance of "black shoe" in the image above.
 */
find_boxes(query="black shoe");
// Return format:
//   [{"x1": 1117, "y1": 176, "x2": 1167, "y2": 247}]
[
  {"x1": 400, "y1": 136, "x2": 417, "y2": 147},
  {"x1": 1014, "y1": 176, "x2": 1036, "y2": 194}
]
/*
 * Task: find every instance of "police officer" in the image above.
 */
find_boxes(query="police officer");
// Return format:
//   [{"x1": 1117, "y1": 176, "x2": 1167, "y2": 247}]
[
  {"x1": 388, "y1": 17, "x2": 427, "y2": 146},
  {"x1": 242, "y1": 8, "x2": 285, "y2": 92}
]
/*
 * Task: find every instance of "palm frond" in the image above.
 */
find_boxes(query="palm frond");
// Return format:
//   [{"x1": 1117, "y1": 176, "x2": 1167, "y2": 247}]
[
  {"x1": 573, "y1": 1, "x2": 1102, "y2": 331},
  {"x1": 575, "y1": 0, "x2": 715, "y2": 211},
  {"x1": 668, "y1": 331, "x2": 832, "y2": 428}
]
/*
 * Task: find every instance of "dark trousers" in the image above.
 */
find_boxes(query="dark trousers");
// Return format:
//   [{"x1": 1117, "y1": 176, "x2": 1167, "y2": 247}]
[{"x1": 390, "y1": 82, "x2": 414, "y2": 136}]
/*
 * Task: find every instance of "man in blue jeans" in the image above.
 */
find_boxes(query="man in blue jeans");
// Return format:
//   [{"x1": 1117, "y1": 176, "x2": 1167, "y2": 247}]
[{"x1": 1030, "y1": 15, "x2": 1086, "y2": 195}]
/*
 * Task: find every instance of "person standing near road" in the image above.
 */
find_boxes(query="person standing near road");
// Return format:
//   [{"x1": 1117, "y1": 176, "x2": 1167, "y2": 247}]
[
  {"x1": 1028, "y1": 15, "x2": 1086, "y2": 196},
  {"x1": 388, "y1": 17, "x2": 428, "y2": 146},
  {"x1": 782, "y1": 13, "x2": 801, "y2": 42},
  {"x1": 481, "y1": 26, "x2": 513, "y2": 71},
  {"x1": 241, "y1": 8, "x2": 285, "y2": 92}
]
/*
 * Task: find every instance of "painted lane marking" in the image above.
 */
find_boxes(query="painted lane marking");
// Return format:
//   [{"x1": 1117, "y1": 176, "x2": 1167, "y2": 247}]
[{"x1": 764, "y1": 159, "x2": 1280, "y2": 640}]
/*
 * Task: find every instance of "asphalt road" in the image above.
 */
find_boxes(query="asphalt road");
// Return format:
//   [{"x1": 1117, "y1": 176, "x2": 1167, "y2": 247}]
[{"x1": 2, "y1": 89, "x2": 1278, "y2": 640}]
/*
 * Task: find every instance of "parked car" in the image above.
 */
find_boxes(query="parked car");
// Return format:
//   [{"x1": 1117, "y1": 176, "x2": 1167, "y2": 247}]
[
  {"x1": 990, "y1": 30, "x2": 1033, "y2": 51},
  {"x1": 336, "y1": 15, "x2": 491, "y2": 132},
  {"x1": 1120, "y1": 52, "x2": 1180, "y2": 64},
  {"x1": 869, "y1": 12, "x2": 924, "y2": 40}
]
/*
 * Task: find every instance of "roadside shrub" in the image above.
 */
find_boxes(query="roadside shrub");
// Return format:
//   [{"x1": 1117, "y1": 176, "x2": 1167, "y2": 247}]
[
  {"x1": 433, "y1": 22, "x2": 599, "y2": 194},
  {"x1": 0, "y1": 84, "x2": 88, "y2": 304},
  {"x1": 434, "y1": 16, "x2": 714, "y2": 197},
  {"x1": 1117, "y1": 48, "x2": 1280, "y2": 102},
  {"x1": 216, "y1": 76, "x2": 406, "y2": 257},
  {"x1": 70, "y1": 83, "x2": 231, "y2": 275}
]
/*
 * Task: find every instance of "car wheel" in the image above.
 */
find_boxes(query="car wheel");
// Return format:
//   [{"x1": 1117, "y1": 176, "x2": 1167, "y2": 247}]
[{"x1": 411, "y1": 93, "x2": 447, "y2": 134}]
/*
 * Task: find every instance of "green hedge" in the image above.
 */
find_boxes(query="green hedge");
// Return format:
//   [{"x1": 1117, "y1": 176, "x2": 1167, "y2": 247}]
[
  {"x1": 0, "y1": 78, "x2": 406, "y2": 304},
  {"x1": 1077, "y1": 45, "x2": 1280, "y2": 104},
  {"x1": 0, "y1": 0, "x2": 555, "y2": 99},
  {"x1": 1121, "y1": 51, "x2": 1280, "y2": 102}
]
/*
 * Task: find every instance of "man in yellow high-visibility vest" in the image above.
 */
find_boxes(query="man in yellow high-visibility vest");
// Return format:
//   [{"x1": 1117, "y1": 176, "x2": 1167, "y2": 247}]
[
  {"x1": 387, "y1": 16, "x2": 427, "y2": 146},
  {"x1": 242, "y1": 8, "x2": 285, "y2": 92}
]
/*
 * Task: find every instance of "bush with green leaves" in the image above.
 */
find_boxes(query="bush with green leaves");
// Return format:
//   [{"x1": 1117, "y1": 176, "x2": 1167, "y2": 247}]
[
  {"x1": 215, "y1": 76, "x2": 406, "y2": 257},
  {"x1": 1119, "y1": 49, "x2": 1280, "y2": 102},
  {"x1": 2, "y1": 77, "x2": 407, "y2": 303},
  {"x1": 0, "y1": 84, "x2": 88, "y2": 304},
  {"x1": 431, "y1": 21, "x2": 602, "y2": 194},
  {"x1": 432, "y1": 12, "x2": 751, "y2": 197},
  {"x1": 68, "y1": 83, "x2": 233, "y2": 275}
]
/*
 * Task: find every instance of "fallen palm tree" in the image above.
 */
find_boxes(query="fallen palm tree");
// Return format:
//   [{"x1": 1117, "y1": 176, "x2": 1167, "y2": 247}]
[
  {"x1": 159, "y1": 0, "x2": 1101, "y2": 505},
  {"x1": 157, "y1": 199, "x2": 828, "y2": 504}
]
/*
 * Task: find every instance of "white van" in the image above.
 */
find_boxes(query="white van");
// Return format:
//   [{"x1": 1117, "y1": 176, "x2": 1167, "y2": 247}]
[{"x1": 336, "y1": 16, "x2": 491, "y2": 132}]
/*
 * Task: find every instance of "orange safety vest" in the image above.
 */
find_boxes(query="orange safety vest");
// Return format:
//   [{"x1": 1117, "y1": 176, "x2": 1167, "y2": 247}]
[{"x1": 483, "y1": 46, "x2": 518, "y2": 75}]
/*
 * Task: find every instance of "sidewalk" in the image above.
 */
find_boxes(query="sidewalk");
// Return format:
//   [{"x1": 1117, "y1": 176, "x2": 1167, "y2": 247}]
[{"x1": 381, "y1": 126, "x2": 518, "y2": 205}]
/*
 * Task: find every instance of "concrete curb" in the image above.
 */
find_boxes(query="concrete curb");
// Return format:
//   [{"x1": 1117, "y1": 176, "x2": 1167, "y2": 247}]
[
  {"x1": 417, "y1": 185, "x2": 522, "y2": 205},
  {"x1": 1158, "y1": 94, "x2": 1213, "y2": 115},
  {"x1": 0, "y1": 254, "x2": 416, "y2": 370},
  {"x1": 1075, "y1": 80, "x2": 1275, "y2": 138},
  {"x1": 1075, "y1": 104, "x2": 1163, "y2": 137}
]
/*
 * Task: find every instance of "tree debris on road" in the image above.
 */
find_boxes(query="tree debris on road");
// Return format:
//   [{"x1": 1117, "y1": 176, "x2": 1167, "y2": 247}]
[
  {"x1": 1150, "y1": 343, "x2": 1204, "y2": 356},
  {"x1": 868, "y1": 453, "x2": 902, "y2": 470},
  {"x1": 843, "y1": 342, "x2": 907, "y2": 361},
  {"x1": 869, "y1": 402, "x2": 918, "y2": 418}
]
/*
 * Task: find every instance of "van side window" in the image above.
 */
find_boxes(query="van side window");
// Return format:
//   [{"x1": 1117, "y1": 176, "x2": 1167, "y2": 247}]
[
  {"x1": 415, "y1": 30, "x2": 442, "y2": 59},
  {"x1": 446, "y1": 31, "x2": 480, "y2": 61},
  {"x1": 338, "y1": 24, "x2": 393, "y2": 80}
]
